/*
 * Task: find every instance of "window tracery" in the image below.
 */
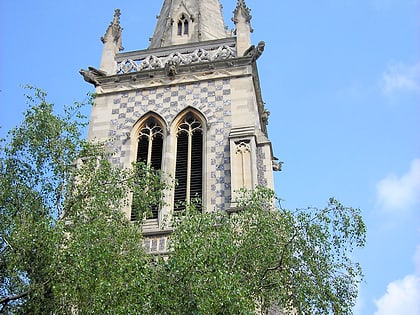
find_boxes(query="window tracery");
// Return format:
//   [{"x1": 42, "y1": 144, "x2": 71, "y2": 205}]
[
  {"x1": 132, "y1": 116, "x2": 164, "y2": 220},
  {"x1": 174, "y1": 113, "x2": 203, "y2": 211},
  {"x1": 177, "y1": 14, "x2": 189, "y2": 36}
]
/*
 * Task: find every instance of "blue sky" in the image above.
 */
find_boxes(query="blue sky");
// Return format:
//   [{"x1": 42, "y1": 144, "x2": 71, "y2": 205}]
[{"x1": 1, "y1": 1, "x2": 419, "y2": 314}]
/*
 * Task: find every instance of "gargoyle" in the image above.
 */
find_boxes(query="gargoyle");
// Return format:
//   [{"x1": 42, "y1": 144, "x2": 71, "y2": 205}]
[
  {"x1": 165, "y1": 60, "x2": 178, "y2": 77},
  {"x1": 79, "y1": 68, "x2": 101, "y2": 87},
  {"x1": 88, "y1": 66, "x2": 107, "y2": 77},
  {"x1": 244, "y1": 41, "x2": 265, "y2": 61},
  {"x1": 261, "y1": 109, "x2": 270, "y2": 125},
  {"x1": 272, "y1": 159, "x2": 283, "y2": 172}
]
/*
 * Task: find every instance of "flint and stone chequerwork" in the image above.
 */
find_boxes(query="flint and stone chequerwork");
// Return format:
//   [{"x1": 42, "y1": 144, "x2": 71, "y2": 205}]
[{"x1": 81, "y1": 0, "x2": 281, "y2": 254}]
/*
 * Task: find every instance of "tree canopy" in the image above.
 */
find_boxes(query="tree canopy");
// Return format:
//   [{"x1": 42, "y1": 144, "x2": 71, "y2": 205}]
[{"x1": 0, "y1": 87, "x2": 366, "y2": 314}]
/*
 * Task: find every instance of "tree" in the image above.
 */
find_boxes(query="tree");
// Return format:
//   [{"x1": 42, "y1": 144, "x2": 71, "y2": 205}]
[
  {"x1": 150, "y1": 188, "x2": 365, "y2": 314},
  {"x1": 0, "y1": 87, "x2": 166, "y2": 314},
  {"x1": 1, "y1": 87, "x2": 366, "y2": 314}
]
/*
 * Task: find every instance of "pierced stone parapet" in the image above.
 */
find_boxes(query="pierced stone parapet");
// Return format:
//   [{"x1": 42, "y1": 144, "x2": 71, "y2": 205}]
[{"x1": 116, "y1": 44, "x2": 236, "y2": 74}]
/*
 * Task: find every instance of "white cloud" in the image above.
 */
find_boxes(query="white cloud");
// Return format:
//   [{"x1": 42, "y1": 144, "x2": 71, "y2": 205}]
[
  {"x1": 374, "y1": 274, "x2": 420, "y2": 315},
  {"x1": 382, "y1": 62, "x2": 420, "y2": 98},
  {"x1": 374, "y1": 246, "x2": 420, "y2": 315},
  {"x1": 376, "y1": 159, "x2": 420, "y2": 211}
]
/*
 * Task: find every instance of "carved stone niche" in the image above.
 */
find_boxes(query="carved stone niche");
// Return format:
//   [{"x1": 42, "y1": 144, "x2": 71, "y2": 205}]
[{"x1": 229, "y1": 134, "x2": 258, "y2": 205}]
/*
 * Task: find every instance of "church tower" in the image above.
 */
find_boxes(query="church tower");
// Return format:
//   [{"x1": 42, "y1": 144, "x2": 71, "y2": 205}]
[{"x1": 82, "y1": 0, "x2": 280, "y2": 252}]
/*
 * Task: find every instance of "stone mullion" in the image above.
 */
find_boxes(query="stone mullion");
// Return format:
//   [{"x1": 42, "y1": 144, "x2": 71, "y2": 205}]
[{"x1": 186, "y1": 127, "x2": 193, "y2": 203}]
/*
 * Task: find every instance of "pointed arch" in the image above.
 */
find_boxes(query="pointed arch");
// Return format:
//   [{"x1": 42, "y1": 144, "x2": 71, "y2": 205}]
[
  {"x1": 177, "y1": 13, "x2": 190, "y2": 36},
  {"x1": 172, "y1": 108, "x2": 206, "y2": 211},
  {"x1": 133, "y1": 111, "x2": 168, "y2": 135},
  {"x1": 131, "y1": 112, "x2": 167, "y2": 220},
  {"x1": 171, "y1": 106, "x2": 208, "y2": 128},
  {"x1": 133, "y1": 112, "x2": 167, "y2": 171}
]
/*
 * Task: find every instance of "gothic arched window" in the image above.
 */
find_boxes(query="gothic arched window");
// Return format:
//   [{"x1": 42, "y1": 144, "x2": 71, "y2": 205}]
[
  {"x1": 136, "y1": 117, "x2": 164, "y2": 171},
  {"x1": 177, "y1": 14, "x2": 189, "y2": 36},
  {"x1": 174, "y1": 113, "x2": 203, "y2": 211},
  {"x1": 132, "y1": 116, "x2": 164, "y2": 220}
]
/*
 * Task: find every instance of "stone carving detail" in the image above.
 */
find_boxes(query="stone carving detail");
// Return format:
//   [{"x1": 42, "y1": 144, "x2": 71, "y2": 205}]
[
  {"x1": 116, "y1": 45, "x2": 236, "y2": 74},
  {"x1": 235, "y1": 141, "x2": 251, "y2": 154},
  {"x1": 234, "y1": 140, "x2": 252, "y2": 188},
  {"x1": 244, "y1": 41, "x2": 265, "y2": 62},
  {"x1": 233, "y1": 0, "x2": 252, "y2": 24},
  {"x1": 79, "y1": 67, "x2": 106, "y2": 87},
  {"x1": 261, "y1": 109, "x2": 270, "y2": 126},
  {"x1": 117, "y1": 59, "x2": 138, "y2": 74},
  {"x1": 272, "y1": 160, "x2": 283, "y2": 172},
  {"x1": 139, "y1": 55, "x2": 164, "y2": 70},
  {"x1": 190, "y1": 48, "x2": 210, "y2": 62},
  {"x1": 165, "y1": 60, "x2": 178, "y2": 77},
  {"x1": 101, "y1": 9, "x2": 124, "y2": 51},
  {"x1": 80, "y1": 69, "x2": 100, "y2": 87}
]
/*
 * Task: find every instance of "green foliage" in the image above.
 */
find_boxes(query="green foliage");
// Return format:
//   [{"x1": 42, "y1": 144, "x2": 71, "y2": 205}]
[
  {"x1": 1, "y1": 86, "x2": 87, "y2": 314},
  {"x1": 0, "y1": 87, "x2": 164, "y2": 314},
  {"x1": 151, "y1": 188, "x2": 366, "y2": 314},
  {"x1": 1, "y1": 87, "x2": 366, "y2": 314}
]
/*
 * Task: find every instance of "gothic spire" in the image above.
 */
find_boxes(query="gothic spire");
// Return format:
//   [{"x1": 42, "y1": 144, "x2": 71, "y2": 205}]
[{"x1": 149, "y1": 0, "x2": 228, "y2": 49}]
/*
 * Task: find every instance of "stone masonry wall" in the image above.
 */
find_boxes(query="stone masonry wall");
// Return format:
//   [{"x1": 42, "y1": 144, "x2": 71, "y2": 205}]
[{"x1": 93, "y1": 78, "x2": 233, "y2": 212}]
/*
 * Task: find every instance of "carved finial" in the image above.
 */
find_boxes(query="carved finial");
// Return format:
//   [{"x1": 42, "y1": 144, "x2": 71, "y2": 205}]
[
  {"x1": 101, "y1": 8, "x2": 124, "y2": 51},
  {"x1": 113, "y1": 9, "x2": 121, "y2": 25},
  {"x1": 233, "y1": 0, "x2": 252, "y2": 24}
]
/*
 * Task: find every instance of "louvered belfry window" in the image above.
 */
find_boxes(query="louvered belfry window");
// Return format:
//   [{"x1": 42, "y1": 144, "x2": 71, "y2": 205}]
[
  {"x1": 174, "y1": 113, "x2": 203, "y2": 211},
  {"x1": 132, "y1": 117, "x2": 163, "y2": 220},
  {"x1": 177, "y1": 14, "x2": 189, "y2": 36}
]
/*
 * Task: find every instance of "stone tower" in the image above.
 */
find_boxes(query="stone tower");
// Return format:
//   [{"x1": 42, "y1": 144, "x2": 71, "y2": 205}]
[{"x1": 81, "y1": 0, "x2": 280, "y2": 253}]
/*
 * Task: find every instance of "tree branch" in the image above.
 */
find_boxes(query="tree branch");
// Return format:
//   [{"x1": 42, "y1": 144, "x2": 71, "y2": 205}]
[
  {"x1": 258, "y1": 228, "x2": 299, "y2": 288},
  {"x1": 0, "y1": 278, "x2": 51, "y2": 306},
  {"x1": 0, "y1": 290, "x2": 29, "y2": 305},
  {"x1": 1, "y1": 235, "x2": 14, "y2": 251}
]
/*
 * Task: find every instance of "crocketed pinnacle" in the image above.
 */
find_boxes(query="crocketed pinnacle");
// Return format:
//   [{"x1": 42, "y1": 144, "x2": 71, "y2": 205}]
[
  {"x1": 101, "y1": 9, "x2": 123, "y2": 51},
  {"x1": 233, "y1": 0, "x2": 252, "y2": 24}
]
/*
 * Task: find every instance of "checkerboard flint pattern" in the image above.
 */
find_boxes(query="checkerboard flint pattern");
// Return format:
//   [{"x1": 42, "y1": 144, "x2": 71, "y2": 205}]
[
  {"x1": 107, "y1": 78, "x2": 232, "y2": 211},
  {"x1": 256, "y1": 146, "x2": 268, "y2": 187}
]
